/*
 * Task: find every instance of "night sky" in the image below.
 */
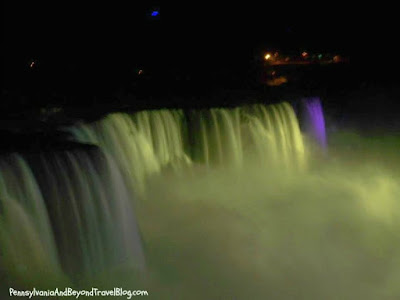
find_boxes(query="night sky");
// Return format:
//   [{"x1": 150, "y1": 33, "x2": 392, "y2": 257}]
[{"x1": 2, "y1": 2, "x2": 398, "y2": 94}]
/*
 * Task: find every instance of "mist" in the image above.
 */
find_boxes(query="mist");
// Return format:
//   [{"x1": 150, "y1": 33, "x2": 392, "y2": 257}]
[{"x1": 135, "y1": 131, "x2": 400, "y2": 299}]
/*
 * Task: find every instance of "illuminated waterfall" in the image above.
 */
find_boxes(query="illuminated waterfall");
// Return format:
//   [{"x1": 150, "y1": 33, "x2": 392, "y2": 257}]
[
  {"x1": 71, "y1": 102, "x2": 306, "y2": 189},
  {"x1": 0, "y1": 149, "x2": 145, "y2": 285},
  {"x1": 243, "y1": 102, "x2": 306, "y2": 168},
  {"x1": 0, "y1": 154, "x2": 64, "y2": 286},
  {"x1": 70, "y1": 110, "x2": 190, "y2": 194},
  {"x1": 190, "y1": 102, "x2": 306, "y2": 169},
  {"x1": 188, "y1": 108, "x2": 243, "y2": 167},
  {"x1": 5, "y1": 96, "x2": 400, "y2": 299},
  {"x1": 0, "y1": 100, "x2": 305, "y2": 288},
  {"x1": 303, "y1": 97, "x2": 327, "y2": 150}
]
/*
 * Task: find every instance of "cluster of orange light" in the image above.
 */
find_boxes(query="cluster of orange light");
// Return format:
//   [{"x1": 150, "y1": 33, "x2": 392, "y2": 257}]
[
  {"x1": 264, "y1": 51, "x2": 345, "y2": 64},
  {"x1": 264, "y1": 52, "x2": 280, "y2": 61},
  {"x1": 265, "y1": 51, "x2": 309, "y2": 61}
]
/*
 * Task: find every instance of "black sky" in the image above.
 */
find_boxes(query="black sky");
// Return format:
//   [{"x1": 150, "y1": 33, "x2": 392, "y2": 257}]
[
  {"x1": 3, "y1": 2, "x2": 356, "y2": 59},
  {"x1": 2, "y1": 1, "x2": 398, "y2": 90}
]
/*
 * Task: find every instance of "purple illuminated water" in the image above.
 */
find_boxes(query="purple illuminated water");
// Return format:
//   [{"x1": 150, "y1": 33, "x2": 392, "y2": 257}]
[{"x1": 304, "y1": 97, "x2": 327, "y2": 149}]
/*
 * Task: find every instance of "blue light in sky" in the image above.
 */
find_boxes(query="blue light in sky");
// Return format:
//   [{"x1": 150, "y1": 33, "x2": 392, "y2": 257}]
[{"x1": 151, "y1": 10, "x2": 159, "y2": 17}]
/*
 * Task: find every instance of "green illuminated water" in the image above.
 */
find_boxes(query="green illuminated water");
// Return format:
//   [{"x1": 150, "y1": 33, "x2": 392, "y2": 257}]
[
  {"x1": 1, "y1": 102, "x2": 400, "y2": 299},
  {"x1": 0, "y1": 155, "x2": 64, "y2": 287},
  {"x1": 71, "y1": 102, "x2": 306, "y2": 193},
  {"x1": 0, "y1": 151, "x2": 145, "y2": 289}
]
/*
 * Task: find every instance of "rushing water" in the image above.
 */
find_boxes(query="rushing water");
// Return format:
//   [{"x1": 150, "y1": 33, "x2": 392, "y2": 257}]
[
  {"x1": 0, "y1": 149, "x2": 145, "y2": 287},
  {"x1": 0, "y1": 154, "x2": 64, "y2": 286},
  {"x1": 1, "y1": 101, "x2": 304, "y2": 286},
  {"x1": 303, "y1": 97, "x2": 328, "y2": 150},
  {"x1": 1, "y1": 99, "x2": 400, "y2": 299},
  {"x1": 70, "y1": 102, "x2": 306, "y2": 193}
]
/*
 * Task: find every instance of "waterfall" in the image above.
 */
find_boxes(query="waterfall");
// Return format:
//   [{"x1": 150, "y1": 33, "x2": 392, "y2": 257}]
[
  {"x1": 71, "y1": 102, "x2": 306, "y2": 191},
  {"x1": 0, "y1": 148, "x2": 145, "y2": 286},
  {"x1": 0, "y1": 154, "x2": 64, "y2": 286},
  {"x1": 1, "y1": 100, "x2": 306, "y2": 289},
  {"x1": 303, "y1": 97, "x2": 327, "y2": 150},
  {"x1": 238, "y1": 102, "x2": 305, "y2": 169},
  {"x1": 70, "y1": 110, "x2": 190, "y2": 194},
  {"x1": 188, "y1": 108, "x2": 243, "y2": 167}
]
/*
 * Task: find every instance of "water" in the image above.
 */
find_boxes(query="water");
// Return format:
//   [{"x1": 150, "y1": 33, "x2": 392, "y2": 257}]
[
  {"x1": 0, "y1": 149, "x2": 145, "y2": 287},
  {"x1": 1, "y1": 100, "x2": 400, "y2": 299},
  {"x1": 70, "y1": 110, "x2": 190, "y2": 195},
  {"x1": 70, "y1": 102, "x2": 306, "y2": 192},
  {"x1": 303, "y1": 97, "x2": 328, "y2": 150},
  {"x1": 1, "y1": 101, "x2": 304, "y2": 287},
  {"x1": 0, "y1": 154, "x2": 64, "y2": 287}
]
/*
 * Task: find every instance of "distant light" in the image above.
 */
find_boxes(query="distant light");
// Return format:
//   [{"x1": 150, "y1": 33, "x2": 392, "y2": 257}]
[
  {"x1": 138, "y1": 69, "x2": 143, "y2": 75},
  {"x1": 264, "y1": 53, "x2": 272, "y2": 60},
  {"x1": 151, "y1": 10, "x2": 159, "y2": 17},
  {"x1": 301, "y1": 51, "x2": 308, "y2": 58},
  {"x1": 29, "y1": 60, "x2": 37, "y2": 68},
  {"x1": 318, "y1": 54, "x2": 323, "y2": 59},
  {"x1": 266, "y1": 76, "x2": 288, "y2": 86}
]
